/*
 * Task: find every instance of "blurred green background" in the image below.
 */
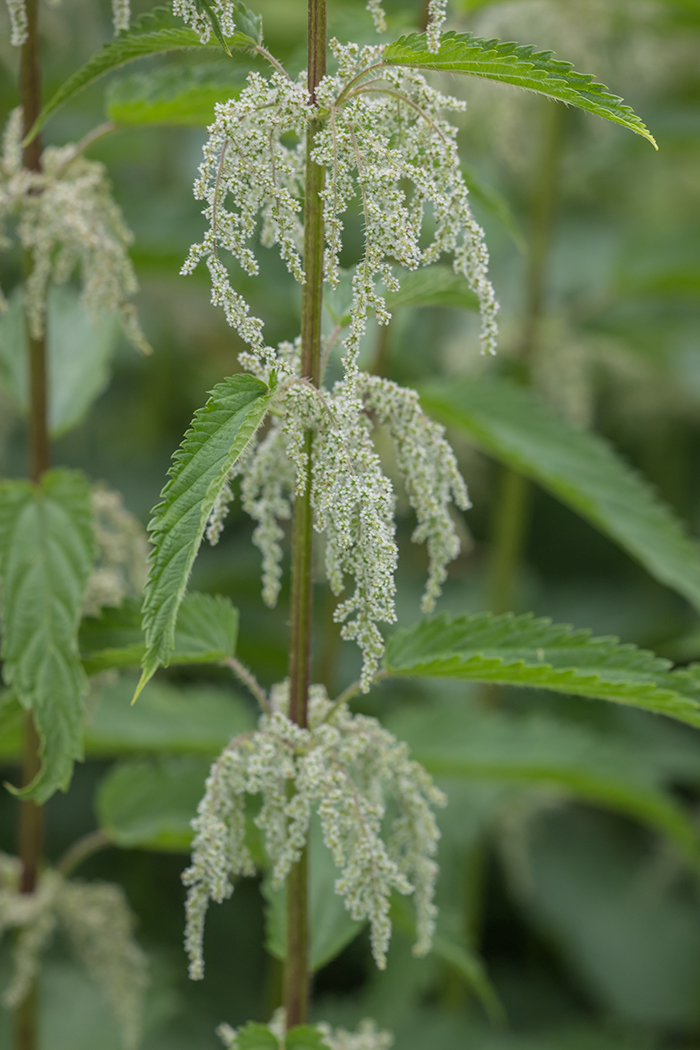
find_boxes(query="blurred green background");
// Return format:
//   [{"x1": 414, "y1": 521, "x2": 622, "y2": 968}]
[{"x1": 2, "y1": 0, "x2": 700, "y2": 1047}]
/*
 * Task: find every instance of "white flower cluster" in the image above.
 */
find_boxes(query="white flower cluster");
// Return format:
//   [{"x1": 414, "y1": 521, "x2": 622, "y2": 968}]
[
  {"x1": 366, "y1": 0, "x2": 448, "y2": 53},
  {"x1": 112, "y1": 0, "x2": 130, "y2": 34},
  {"x1": 183, "y1": 683, "x2": 445, "y2": 977},
  {"x1": 5, "y1": 0, "x2": 27, "y2": 46},
  {"x1": 82, "y1": 485, "x2": 149, "y2": 616},
  {"x1": 0, "y1": 109, "x2": 149, "y2": 352},
  {"x1": 0, "y1": 856, "x2": 148, "y2": 1050},
  {"x1": 173, "y1": 0, "x2": 236, "y2": 43},
  {"x1": 186, "y1": 42, "x2": 498, "y2": 372},
  {"x1": 207, "y1": 359, "x2": 468, "y2": 689},
  {"x1": 218, "y1": 1010, "x2": 393, "y2": 1050}
]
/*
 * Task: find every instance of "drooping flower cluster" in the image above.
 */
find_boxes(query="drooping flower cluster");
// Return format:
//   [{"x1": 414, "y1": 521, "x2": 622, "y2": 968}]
[
  {"x1": 367, "y1": 0, "x2": 448, "y2": 53},
  {"x1": 82, "y1": 486, "x2": 149, "y2": 616},
  {"x1": 183, "y1": 682, "x2": 445, "y2": 977},
  {"x1": 173, "y1": 0, "x2": 237, "y2": 43},
  {"x1": 0, "y1": 109, "x2": 149, "y2": 352},
  {"x1": 185, "y1": 40, "x2": 498, "y2": 373},
  {"x1": 206, "y1": 353, "x2": 468, "y2": 688},
  {"x1": 5, "y1": 0, "x2": 130, "y2": 43},
  {"x1": 217, "y1": 1010, "x2": 393, "y2": 1050},
  {"x1": 0, "y1": 855, "x2": 148, "y2": 1050}
]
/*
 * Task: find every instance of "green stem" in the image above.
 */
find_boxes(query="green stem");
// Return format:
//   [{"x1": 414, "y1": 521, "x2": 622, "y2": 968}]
[
  {"x1": 487, "y1": 102, "x2": 565, "y2": 617},
  {"x1": 17, "y1": 7, "x2": 48, "y2": 1049},
  {"x1": 284, "y1": 0, "x2": 326, "y2": 1027},
  {"x1": 55, "y1": 830, "x2": 111, "y2": 878}
]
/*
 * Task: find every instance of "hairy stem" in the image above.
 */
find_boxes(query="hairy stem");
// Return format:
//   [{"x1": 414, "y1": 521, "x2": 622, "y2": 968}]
[
  {"x1": 487, "y1": 102, "x2": 565, "y2": 616},
  {"x1": 17, "y1": 5, "x2": 47, "y2": 1049},
  {"x1": 284, "y1": 0, "x2": 327, "y2": 1027}
]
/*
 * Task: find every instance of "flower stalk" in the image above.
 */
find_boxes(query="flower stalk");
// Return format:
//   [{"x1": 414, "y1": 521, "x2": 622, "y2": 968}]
[
  {"x1": 284, "y1": 0, "x2": 327, "y2": 1025},
  {"x1": 17, "y1": 3, "x2": 47, "y2": 1045}
]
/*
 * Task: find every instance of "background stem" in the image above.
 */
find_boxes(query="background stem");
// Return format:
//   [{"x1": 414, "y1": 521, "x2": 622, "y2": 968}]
[
  {"x1": 284, "y1": 0, "x2": 327, "y2": 1027},
  {"x1": 487, "y1": 102, "x2": 565, "y2": 617},
  {"x1": 17, "y1": 5, "x2": 48, "y2": 1049}
]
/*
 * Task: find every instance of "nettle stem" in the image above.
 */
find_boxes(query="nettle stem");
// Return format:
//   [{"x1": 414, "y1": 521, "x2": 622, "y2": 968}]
[
  {"x1": 17, "y1": 3, "x2": 48, "y2": 1048},
  {"x1": 488, "y1": 101, "x2": 565, "y2": 617},
  {"x1": 284, "y1": 0, "x2": 326, "y2": 1026}
]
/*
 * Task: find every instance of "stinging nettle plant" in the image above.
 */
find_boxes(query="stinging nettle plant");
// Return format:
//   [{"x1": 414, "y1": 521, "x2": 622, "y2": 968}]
[{"x1": 11, "y1": 0, "x2": 700, "y2": 1048}]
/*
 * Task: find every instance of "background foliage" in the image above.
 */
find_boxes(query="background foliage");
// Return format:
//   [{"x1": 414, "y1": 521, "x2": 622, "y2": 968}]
[{"x1": 2, "y1": 0, "x2": 700, "y2": 1047}]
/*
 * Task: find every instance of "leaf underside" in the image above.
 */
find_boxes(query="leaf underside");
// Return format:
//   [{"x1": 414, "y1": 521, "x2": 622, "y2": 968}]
[
  {"x1": 106, "y1": 61, "x2": 245, "y2": 126},
  {"x1": 383, "y1": 32, "x2": 657, "y2": 148},
  {"x1": 0, "y1": 470, "x2": 95, "y2": 802},
  {"x1": 384, "y1": 611, "x2": 700, "y2": 728},
  {"x1": 419, "y1": 378, "x2": 700, "y2": 616},
  {"x1": 26, "y1": 6, "x2": 259, "y2": 140},
  {"x1": 137, "y1": 372, "x2": 272, "y2": 697},
  {"x1": 80, "y1": 591, "x2": 239, "y2": 674}
]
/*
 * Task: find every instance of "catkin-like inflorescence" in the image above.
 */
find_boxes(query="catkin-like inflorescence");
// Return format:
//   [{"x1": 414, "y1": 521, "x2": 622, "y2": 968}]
[
  {"x1": 211, "y1": 357, "x2": 469, "y2": 689},
  {"x1": 365, "y1": 0, "x2": 447, "y2": 52},
  {"x1": 183, "y1": 685, "x2": 445, "y2": 977},
  {"x1": 186, "y1": 46, "x2": 498, "y2": 373},
  {"x1": 173, "y1": 0, "x2": 236, "y2": 42},
  {"x1": 112, "y1": 0, "x2": 130, "y2": 33},
  {"x1": 0, "y1": 109, "x2": 149, "y2": 352},
  {"x1": 82, "y1": 486, "x2": 149, "y2": 616},
  {"x1": 5, "y1": 0, "x2": 28, "y2": 46},
  {"x1": 0, "y1": 857, "x2": 148, "y2": 1050}
]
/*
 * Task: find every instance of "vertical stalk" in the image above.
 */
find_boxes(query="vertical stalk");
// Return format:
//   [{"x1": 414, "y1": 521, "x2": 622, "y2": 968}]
[
  {"x1": 284, "y1": 0, "x2": 326, "y2": 1027},
  {"x1": 487, "y1": 102, "x2": 565, "y2": 617},
  {"x1": 16, "y1": 5, "x2": 47, "y2": 1049}
]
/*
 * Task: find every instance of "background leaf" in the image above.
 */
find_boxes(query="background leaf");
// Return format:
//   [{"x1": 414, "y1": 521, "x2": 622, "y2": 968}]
[
  {"x1": 137, "y1": 373, "x2": 272, "y2": 696},
  {"x1": 384, "y1": 612, "x2": 700, "y2": 728},
  {"x1": 0, "y1": 287, "x2": 121, "y2": 437},
  {"x1": 420, "y1": 378, "x2": 700, "y2": 616},
  {"x1": 80, "y1": 591, "x2": 239, "y2": 674},
  {"x1": 26, "y1": 6, "x2": 260, "y2": 139},
  {"x1": 0, "y1": 469, "x2": 95, "y2": 801},
  {"x1": 386, "y1": 705, "x2": 700, "y2": 864},
  {"x1": 382, "y1": 32, "x2": 656, "y2": 146},
  {"x1": 106, "y1": 62, "x2": 245, "y2": 125}
]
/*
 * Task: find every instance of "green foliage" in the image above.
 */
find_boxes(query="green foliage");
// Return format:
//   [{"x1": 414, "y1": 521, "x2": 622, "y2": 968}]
[
  {"x1": 384, "y1": 612, "x2": 700, "y2": 728},
  {"x1": 0, "y1": 469, "x2": 94, "y2": 801},
  {"x1": 385, "y1": 267, "x2": 480, "y2": 312},
  {"x1": 80, "y1": 591, "x2": 239, "y2": 674},
  {"x1": 97, "y1": 755, "x2": 212, "y2": 850},
  {"x1": 136, "y1": 373, "x2": 273, "y2": 698},
  {"x1": 382, "y1": 32, "x2": 657, "y2": 147},
  {"x1": 85, "y1": 677, "x2": 254, "y2": 756},
  {"x1": 232, "y1": 1022, "x2": 279, "y2": 1050},
  {"x1": 106, "y1": 62, "x2": 245, "y2": 125},
  {"x1": 461, "y1": 166, "x2": 525, "y2": 252},
  {"x1": 285, "y1": 1026, "x2": 331, "y2": 1050},
  {"x1": 0, "y1": 287, "x2": 120, "y2": 438},
  {"x1": 25, "y1": 5, "x2": 261, "y2": 140},
  {"x1": 387, "y1": 705, "x2": 700, "y2": 864},
  {"x1": 420, "y1": 378, "x2": 700, "y2": 614}
]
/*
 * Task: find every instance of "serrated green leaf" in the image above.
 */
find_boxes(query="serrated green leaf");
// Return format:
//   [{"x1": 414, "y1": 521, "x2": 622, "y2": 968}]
[
  {"x1": 0, "y1": 691, "x2": 24, "y2": 761},
  {"x1": 85, "y1": 677, "x2": 255, "y2": 756},
  {"x1": 97, "y1": 755, "x2": 212, "y2": 850},
  {"x1": 286, "y1": 1026, "x2": 331, "y2": 1050},
  {"x1": 25, "y1": 6, "x2": 261, "y2": 142},
  {"x1": 384, "y1": 612, "x2": 700, "y2": 729},
  {"x1": 235, "y1": 1022, "x2": 279, "y2": 1050},
  {"x1": 385, "y1": 266, "x2": 480, "y2": 311},
  {"x1": 137, "y1": 373, "x2": 273, "y2": 698},
  {"x1": 386, "y1": 705, "x2": 700, "y2": 865},
  {"x1": 0, "y1": 287, "x2": 120, "y2": 438},
  {"x1": 106, "y1": 61, "x2": 244, "y2": 125},
  {"x1": 0, "y1": 470, "x2": 95, "y2": 802},
  {"x1": 382, "y1": 32, "x2": 656, "y2": 147},
  {"x1": 263, "y1": 816, "x2": 363, "y2": 971},
  {"x1": 419, "y1": 378, "x2": 700, "y2": 615},
  {"x1": 80, "y1": 592, "x2": 238, "y2": 674}
]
